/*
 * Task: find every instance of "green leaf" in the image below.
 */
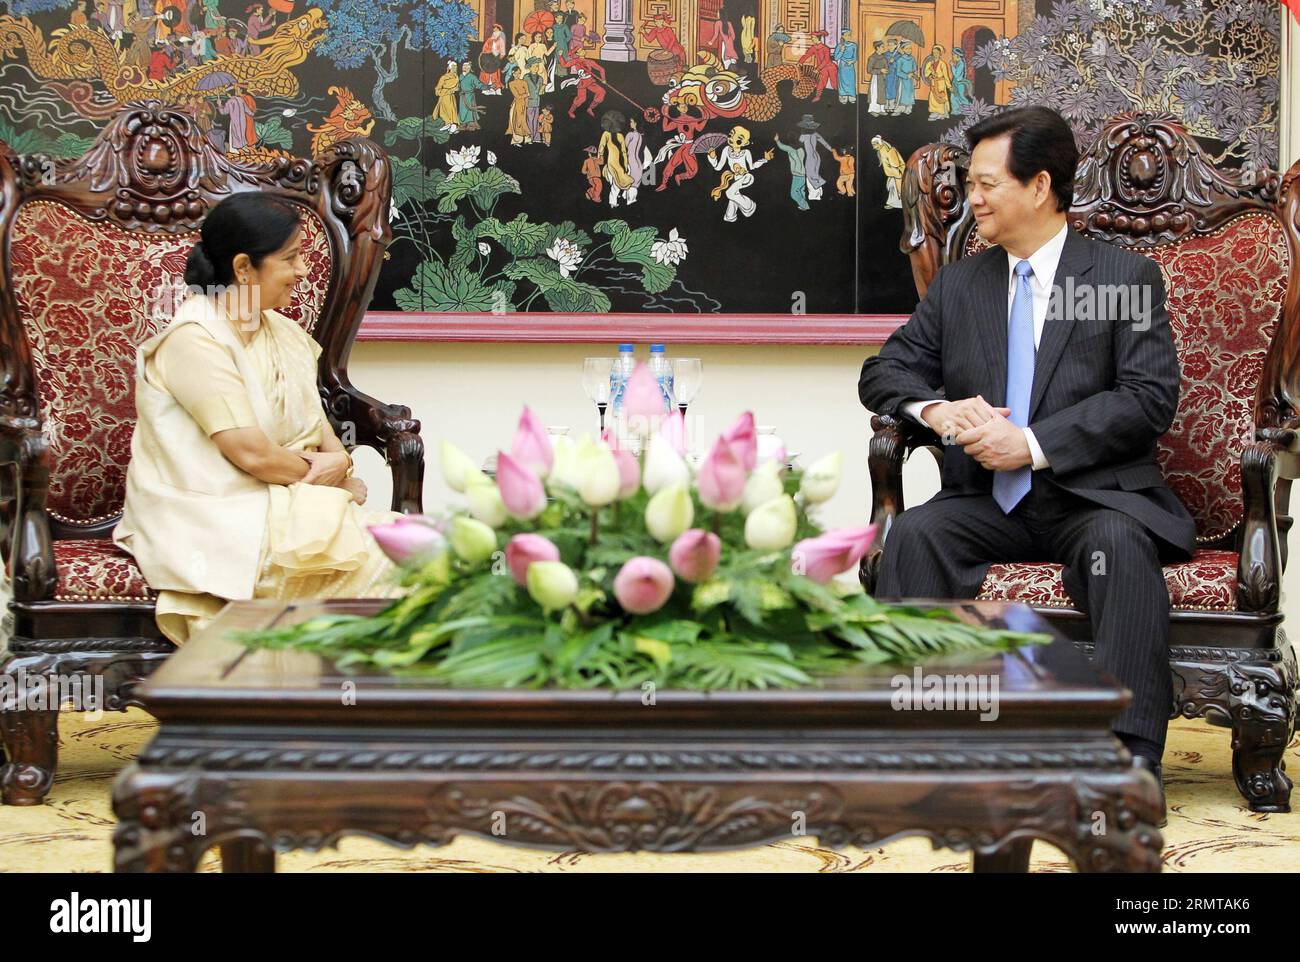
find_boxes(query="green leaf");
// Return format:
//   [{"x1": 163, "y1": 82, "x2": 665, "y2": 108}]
[
  {"x1": 482, "y1": 213, "x2": 550, "y2": 258},
  {"x1": 594, "y1": 219, "x2": 676, "y2": 294},
  {"x1": 436, "y1": 166, "x2": 520, "y2": 214},
  {"x1": 404, "y1": 260, "x2": 500, "y2": 312},
  {"x1": 633, "y1": 636, "x2": 673, "y2": 668},
  {"x1": 391, "y1": 155, "x2": 437, "y2": 209},
  {"x1": 254, "y1": 116, "x2": 293, "y2": 149}
]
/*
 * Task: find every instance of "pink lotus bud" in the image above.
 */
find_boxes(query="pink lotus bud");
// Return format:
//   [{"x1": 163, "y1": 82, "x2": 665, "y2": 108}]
[
  {"x1": 602, "y1": 427, "x2": 641, "y2": 499},
  {"x1": 697, "y1": 436, "x2": 746, "y2": 512},
  {"x1": 721, "y1": 411, "x2": 757, "y2": 471},
  {"x1": 505, "y1": 533, "x2": 561, "y2": 586},
  {"x1": 623, "y1": 361, "x2": 667, "y2": 434},
  {"x1": 496, "y1": 450, "x2": 546, "y2": 519},
  {"x1": 368, "y1": 516, "x2": 446, "y2": 565},
  {"x1": 669, "y1": 529, "x2": 721, "y2": 583},
  {"x1": 791, "y1": 525, "x2": 878, "y2": 584},
  {"x1": 659, "y1": 408, "x2": 688, "y2": 456},
  {"x1": 511, "y1": 406, "x2": 554, "y2": 477},
  {"x1": 613, "y1": 556, "x2": 676, "y2": 615}
]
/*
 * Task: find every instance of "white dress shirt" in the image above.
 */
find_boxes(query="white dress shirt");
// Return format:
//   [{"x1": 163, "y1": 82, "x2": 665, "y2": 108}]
[{"x1": 903, "y1": 220, "x2": 1070, "y2": 471}]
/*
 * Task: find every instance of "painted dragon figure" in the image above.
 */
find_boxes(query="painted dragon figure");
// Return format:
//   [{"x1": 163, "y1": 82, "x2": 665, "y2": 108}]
[
  {"x1": 0, "y1": 8, "x2": 327, "y2": 111},
  {"x1": 664, "y1": 52, "x2": 820, "y2": 123}
]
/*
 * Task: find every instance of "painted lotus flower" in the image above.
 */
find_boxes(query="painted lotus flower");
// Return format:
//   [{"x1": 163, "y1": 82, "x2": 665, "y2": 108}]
[
  {"x1": 651, "y1": 228, "x2": 688, "y2": 266},
  {"x1": 546, "y1": 237, "x2": 583, "y2": 277}
]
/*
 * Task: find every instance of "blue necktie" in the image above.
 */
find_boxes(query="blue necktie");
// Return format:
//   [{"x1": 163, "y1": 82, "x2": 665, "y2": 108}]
[{"x1": 993, "y1": 259, "x2": 1034, "y2": 514}]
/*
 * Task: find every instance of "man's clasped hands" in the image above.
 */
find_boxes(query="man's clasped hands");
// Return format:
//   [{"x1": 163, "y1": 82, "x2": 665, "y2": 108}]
[{"x1": 921, "y1": 395, "x2": 1032, "y2": 472}]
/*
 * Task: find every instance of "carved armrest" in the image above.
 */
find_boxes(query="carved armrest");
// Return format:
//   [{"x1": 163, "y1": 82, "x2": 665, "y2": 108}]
[
  {"x1": 859, "y1": 413, "x2": 945, "y2": 593},
  {"x1": 0, "y1": 415, "x2": 57, "y2": 601},
  {"x1": 1237, "y1": 437, "x2": 1285, "y2": 613},
  {"x1": 323, "y1": 382, "x2": 425, "y2": 515}
]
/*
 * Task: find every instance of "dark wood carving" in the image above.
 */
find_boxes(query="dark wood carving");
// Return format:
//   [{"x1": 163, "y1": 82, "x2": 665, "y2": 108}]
[
  {"x1": 110, "y1": 599, "x2": 1164, "y2": 874},
  {"x1": 866, "y1": 113, "x2": 1300, "y2": 812},
  {"x1": 0, "y1": 101, "x2": 425, "y2": 804}
]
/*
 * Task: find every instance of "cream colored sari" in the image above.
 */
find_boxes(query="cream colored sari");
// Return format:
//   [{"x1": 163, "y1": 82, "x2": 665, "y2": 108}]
[{"x1": 135, "y1": 304, "x2": 404, "y2": 645}]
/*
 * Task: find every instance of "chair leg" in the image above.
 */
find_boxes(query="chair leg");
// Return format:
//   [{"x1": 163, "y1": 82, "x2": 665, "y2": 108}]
[
  {"x1": 0, "y1": 703, "x2": 59, "y2": 805},
  {"x1": 1171, "y1": 640, "x2": 1296, "y2": 813}
]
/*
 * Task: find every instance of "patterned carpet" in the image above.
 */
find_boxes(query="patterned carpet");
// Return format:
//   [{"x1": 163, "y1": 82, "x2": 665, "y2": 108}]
[{"x1": 0, "y1": 708, "x2": 1296, "y2": 872}]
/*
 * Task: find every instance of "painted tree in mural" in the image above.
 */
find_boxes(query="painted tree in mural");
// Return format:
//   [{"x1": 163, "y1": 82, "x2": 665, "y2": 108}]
[
  {"x1": 943, "y1": 0, "x2": 1280, "y2": 169},
  {"x1": 313, "y1": 0, "x2": 477, "y2": 121}
]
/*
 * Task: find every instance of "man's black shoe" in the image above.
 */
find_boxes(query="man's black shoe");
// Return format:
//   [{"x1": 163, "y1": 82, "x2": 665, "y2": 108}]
[{"x1": 1132, "y1": 756, "x2": 1167, "y2": 828}]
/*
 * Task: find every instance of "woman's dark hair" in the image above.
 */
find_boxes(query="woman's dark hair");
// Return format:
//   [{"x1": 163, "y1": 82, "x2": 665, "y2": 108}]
[
  {"x1": 601, "y1": 109, "x2": 625, "y2": 133},
  {"x1": 965, "y1": 105, "x2": 1077, "y2": 212},
  {"x1": 184, "y1": 192, "x2": 301, "y2": 288}
]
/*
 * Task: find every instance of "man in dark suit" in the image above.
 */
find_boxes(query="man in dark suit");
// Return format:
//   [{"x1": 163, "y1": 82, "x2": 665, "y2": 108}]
[{"x1": 858, "y1": 106, "x2": 1194, "y2": 800}]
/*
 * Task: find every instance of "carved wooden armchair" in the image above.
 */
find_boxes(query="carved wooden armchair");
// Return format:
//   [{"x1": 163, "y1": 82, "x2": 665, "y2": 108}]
[
  {"x1": 0, "y1": 102, "x2": 424, "y2": 805},
  {"x1": 862, "y1": 114, "x2": 1299, "y2": 813}
]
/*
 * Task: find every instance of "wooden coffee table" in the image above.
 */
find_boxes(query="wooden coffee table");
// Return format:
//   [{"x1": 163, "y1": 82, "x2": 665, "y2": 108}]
[{"x1": 111, "y1": 598, "x2": 1164, "y2": 872}]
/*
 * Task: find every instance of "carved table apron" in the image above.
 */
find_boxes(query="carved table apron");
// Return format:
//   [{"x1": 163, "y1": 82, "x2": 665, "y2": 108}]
[{"x1": 111, "y1": 598, "x2": 1164, "y2": 872}]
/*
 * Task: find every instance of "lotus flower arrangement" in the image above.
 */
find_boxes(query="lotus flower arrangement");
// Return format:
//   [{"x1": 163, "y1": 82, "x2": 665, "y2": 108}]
[{"x1": 238, "y1": 366, "x2": 1048, "y2": 689}]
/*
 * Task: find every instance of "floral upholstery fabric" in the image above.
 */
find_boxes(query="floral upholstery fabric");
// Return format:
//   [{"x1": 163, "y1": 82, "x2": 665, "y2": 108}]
[
  {"x1": 962, "y1": 213, "x2": 1288, "y2": 543},
  {"x1": 9, "y1": 200, "x2": 333, "y2": 526},
  {"x1": 51, "y1": 539, "x2": 157, "y2": 602},
  {"x1": 979, "y1": 549, "x2": 1239, "y2": 612}
]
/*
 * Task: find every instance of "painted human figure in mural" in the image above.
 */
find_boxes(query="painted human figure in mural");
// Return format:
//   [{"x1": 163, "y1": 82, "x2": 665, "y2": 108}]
[
  {"x1": 458, "y1": 61, "x2": 485, "y2": 130},
  {"x1": 539, "y1": 106, "x2": 554, "y2": 146},
  {"x1": 772, "y1": 133, "x2": 810, "y2": 211},
  {"x1": 641, "y1": 13, "x2": 687, "y2": 67},
  {"x1": 434, "y1": 59, "x2": 460, "y2": 132},
  {"x1": 526, "y1": 64, "x2": 544, "y2": 141},
  {"x1": 599, "y1": 111, "x2": 637, "y2": 208},
  {"x1": 740, "y1": 15, "x2": 756, "y2": 64},
  {"x1": 219, "y1": 87, "x2": 257, "y2": 151},
  {"x1": 480, "y1": 23, "x2": 506, "y2": 92},
  {"x1": 697, "y1": 0, "x2": 736, "y2": 68},
  {"x1": 883, "y1": 38, "x2": 900, "y2": 112},
  {"x1": 582, "y1": 146, "x2": 603, "y2": 203},
  {"x1": 949, "y1": 47, "x2": 972, "y2": 114},
  {"x1": 922, "y1": 44, "x2": 953, "y2": 120},
  {"x1": 625, "y1": 114, "x2": 648, "y2": 187},
  {"x1": 832, "y1": 146, "x2": 855, "y2": 196},
  {"x1": 551, "y1": 6, "x2": 571, "y2": 81},
  {"x1": 148, "y1": 38, "x2": 177, "y2": 80},
  {"x1": 765, "y1": 22, "x2": 789, "y2": 68},
  {"x1": 560, "y1": 49, "x2": 606, "y2": 118},
  {"x1": 890, "y1": 40, "x2": 919, "y2": 115},
  {"x1": 798, "y1": 31, "x2": 837, "y2": 103},
  {"x1": 708, "y1": 125, "x2": 772, "y2": 222},
  {"x1": 651, "y1": 101, "x2": 708, "y2": 192},
  {"x1": 866, "y1": 40, "x2": 888, "y2": 115},
  {"x1": 527, "y1": 32, "x2": 553, "y2": 89},
  {"x1": 870, "y1": 134, "x2": 904, "y2": 209},
  {"x1": 505, "y1": 32, "x2": 528, "y2": 83},
  {"x1": 796, "y1": 114, "x2": 832, "y2": 201},
  {"x1": 833, "y1": 29, "x2": 858, "y2": 105},
  {"x1": 570, "y1": 13, "x2": 590, "y2": 55},
  {"x1": 245, "y1": 2, "x2": 271, "y2": 41},
  {"x1": 507, "y1": 70, "x2": 532, "y2": 145},
  {"x1": 543, "y1": 26, "x2": 560, "y2": 91}
]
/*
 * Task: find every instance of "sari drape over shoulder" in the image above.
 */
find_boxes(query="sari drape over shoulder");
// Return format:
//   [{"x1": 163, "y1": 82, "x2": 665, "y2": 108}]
[{"x1": 113, "y1": 293, "x2": 403, "y2": 645}]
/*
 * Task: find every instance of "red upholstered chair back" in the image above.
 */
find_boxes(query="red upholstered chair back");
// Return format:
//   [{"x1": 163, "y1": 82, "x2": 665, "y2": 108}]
[
  {"x1": 914, "y1": 114, "x2": 1300, "y2": 547},
  {"x1": 8, "y1": 202, "x2": 332, "y2": 525},
  {"x1": 0, "y1": 102, "x2": 394, "y2": 558}
]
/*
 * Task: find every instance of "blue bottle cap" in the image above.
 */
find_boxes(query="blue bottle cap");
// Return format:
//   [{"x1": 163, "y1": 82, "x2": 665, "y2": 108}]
[
  {"x1": 649, "y1": 343, "x2": 665, "y2": 352},
  {"x1": 618, "y1": 343, "x2": 634, "y2": 352}
]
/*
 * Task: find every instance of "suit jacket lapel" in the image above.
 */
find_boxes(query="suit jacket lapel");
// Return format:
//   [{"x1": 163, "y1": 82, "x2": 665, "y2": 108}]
[
  {"x1": 976, "y1": 254, "x2": 1009, "y2": 406},
  {"x1": 1028, "y1": 229, "x2": 1094, "y2": 420}
]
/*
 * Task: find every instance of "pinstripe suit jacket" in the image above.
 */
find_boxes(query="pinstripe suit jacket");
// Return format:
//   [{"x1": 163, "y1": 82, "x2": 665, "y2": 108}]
[{"x1": 859, "y1": 227, "x2": 1197, "y2": 557}]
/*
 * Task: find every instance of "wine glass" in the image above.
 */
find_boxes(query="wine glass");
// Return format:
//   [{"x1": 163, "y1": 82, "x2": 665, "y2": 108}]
[
  {"x1": 582, "y1": 357, "x2": 614, "y2": 433},
  {"x1": 672, "y1": 357, "x2": 702, "y2": 416}
]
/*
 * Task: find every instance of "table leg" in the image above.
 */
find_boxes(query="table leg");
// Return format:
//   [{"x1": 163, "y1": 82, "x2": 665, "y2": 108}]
[
  {"x1": 221, "y1": 838, "x2": 276, "y2": 873},
  {"x1": 972, "y1": 838, "x2": 1032, "y2": 873}
]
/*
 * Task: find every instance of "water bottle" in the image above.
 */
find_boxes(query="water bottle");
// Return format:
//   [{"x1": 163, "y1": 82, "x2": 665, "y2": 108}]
[
  {"x1": 649, "y1": 343, "x2": 675, "y2": 409},
  {"x1": 609, "y1": 343, "x2": 636, "y2": 417}
]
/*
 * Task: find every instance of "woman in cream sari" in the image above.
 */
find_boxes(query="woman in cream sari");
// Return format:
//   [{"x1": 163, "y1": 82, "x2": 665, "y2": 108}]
[{"x1": 114, "y1": 192, "x2": 404, "y2": 645}]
